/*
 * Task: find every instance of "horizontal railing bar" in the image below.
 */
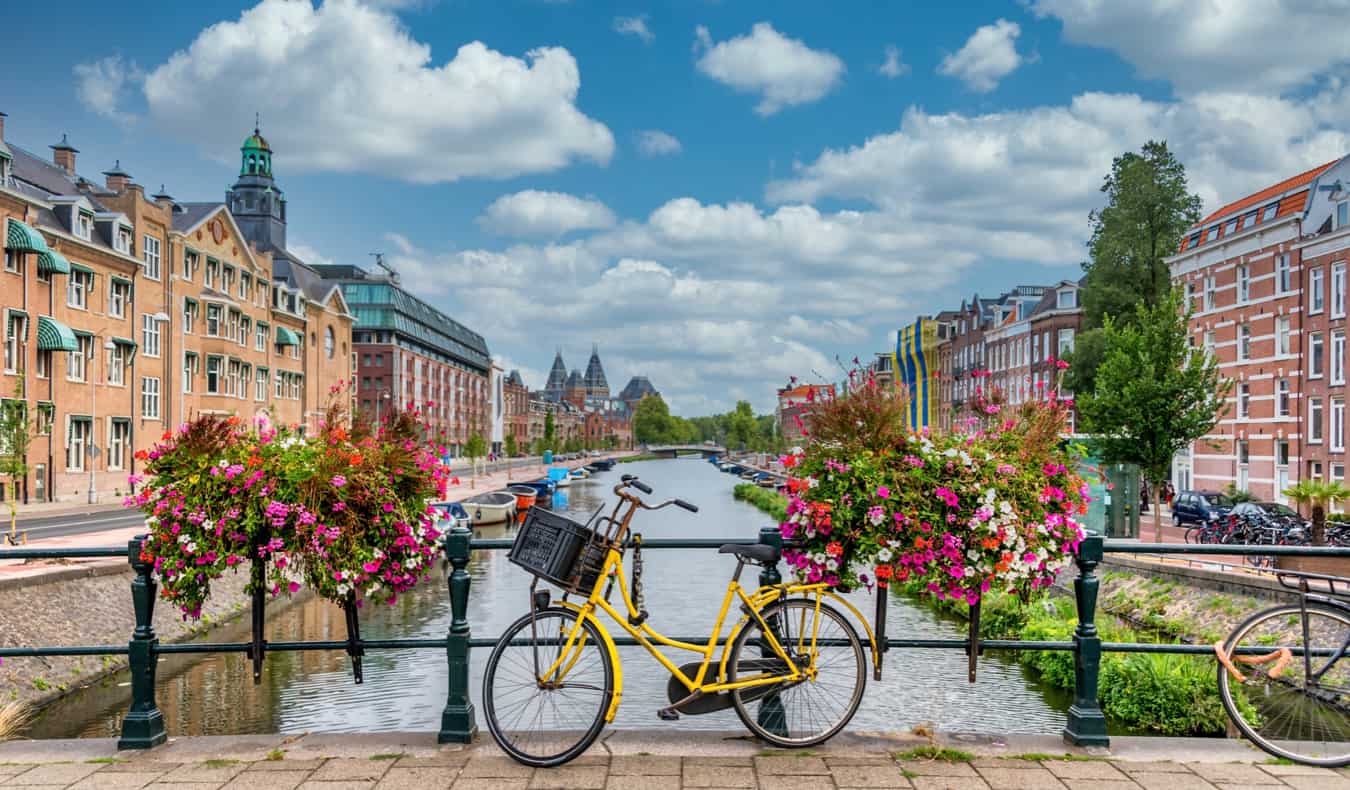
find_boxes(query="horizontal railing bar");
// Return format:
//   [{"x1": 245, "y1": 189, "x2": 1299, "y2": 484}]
[
  {"x1": 0, "y1": 547, "x2": 127, "y2": 559},
  {"x1": 0, "y1": 646, "x2": 130, "y2": 657},
  {"x1": 1102, "y1": 542, "x2": 1350, "y2": 556}
]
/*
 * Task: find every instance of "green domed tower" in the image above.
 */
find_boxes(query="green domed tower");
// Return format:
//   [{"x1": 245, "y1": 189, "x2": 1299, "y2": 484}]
[{"x1": 227, "y1": 123, "x2": 288, "y2": 250}]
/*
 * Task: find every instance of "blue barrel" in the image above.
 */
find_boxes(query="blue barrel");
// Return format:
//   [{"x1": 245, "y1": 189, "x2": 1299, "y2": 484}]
[{"x1": 543, "y1": 450, "x2": 553, "y2": 465}]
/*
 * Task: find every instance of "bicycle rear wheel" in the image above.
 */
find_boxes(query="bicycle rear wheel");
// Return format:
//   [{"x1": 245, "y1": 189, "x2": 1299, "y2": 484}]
[
  {"x1": 728, "y1": 598, "x2": 866, "y2": 748},
  {"x1": 483, "y1": 607, "x2": 613, "y2": 767},
  {"x1": 1217, "y1": 603, "x2": 1350, "y2": 766}
]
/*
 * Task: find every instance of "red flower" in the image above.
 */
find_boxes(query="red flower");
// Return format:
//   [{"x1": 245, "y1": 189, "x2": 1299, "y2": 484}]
[
  {"x1": 134, "y1": 449, "x2": 149, "y2": 461},
  {"x1": 826, "y1": 541, "x2": 843, "y2": 557},
  {"x1": 875, "y1": 564, "x2": 893, "y2": 580}
]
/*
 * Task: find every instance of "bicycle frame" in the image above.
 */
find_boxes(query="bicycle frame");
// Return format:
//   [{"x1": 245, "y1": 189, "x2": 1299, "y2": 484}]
[{"x1": 1297, "y1": 591, "x2": 1350, "y2": 685}]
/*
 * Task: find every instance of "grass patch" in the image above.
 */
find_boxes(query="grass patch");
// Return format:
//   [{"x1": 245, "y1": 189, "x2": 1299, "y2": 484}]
[
  {"x1": 733, "y1": 483, "x2": 787, "y2": 521},
  {"x1": 1263, "y1": 757, "x2": 1297, "y2": 765},
  {"x1": 265, "y1": 749, "x2": 284, "y2": 762},
  {"x1": 85, "y1": 757, "x2": 125, "y2": 764},
  {"x1": 201, "y1": 759, "x2": 240, "y2": 768},
  {"x1": 1008, "y1": 753, "x2": 1104, "y2": 762},
  {"x1": 616, "y1": 454, "x2": 663, "y2": 464},
  {"x1": 370, "y1": 753, "x2": 405, "y2": 761},
  {"x1": 896, "y1": 746, "x2": 974, "y2": 762}
]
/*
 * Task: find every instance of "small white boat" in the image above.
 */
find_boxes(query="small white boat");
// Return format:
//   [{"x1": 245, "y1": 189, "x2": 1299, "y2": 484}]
[
  {"x1": 428, "y1": 501, "x2": 473, "y2": 533},
  {"x1": 462, "y1": 491, "x2": 517, "y2": 526},
  {"x1": 570, "y1": 467, "x2": 590, "y2": 480},
  {"x1": 554, "y1": 475, "x2": 572, "y2": 488}
]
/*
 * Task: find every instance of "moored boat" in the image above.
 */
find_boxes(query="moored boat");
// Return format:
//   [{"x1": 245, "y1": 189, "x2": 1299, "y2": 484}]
[
  {"x1": 570, "y1": 467, "x2": 590, "y2": 480},
  {"x1": 463, "y1": 491, "x2": 517, "y2": 526},
  {"x1": 588, "y1": 458, "x2": 616, "y2": 471},
  {"x1": 519, "y1": 479, "x2": 555, "y2": 498},
  {"x1": 428, "y1": 500, "x2": 473, "y2": 533},
  {"x1": 507, "y1": 485, "x2": 538, "y2": 512},
  {"x1": 548, "y1": 467, "x2": 572, "y2": 488}
]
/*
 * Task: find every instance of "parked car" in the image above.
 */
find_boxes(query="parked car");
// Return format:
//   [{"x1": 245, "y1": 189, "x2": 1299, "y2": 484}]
[
  {"x1": 1230, "y1": 501, "x2": 1306, "y2": 528},
  {"x1": 1172, "y1": 490, "x2": 1235, "y2": 526}
]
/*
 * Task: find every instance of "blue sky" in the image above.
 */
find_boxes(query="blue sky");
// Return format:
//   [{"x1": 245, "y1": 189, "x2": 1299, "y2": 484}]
[{"x1": 5, "y1": 1, "x2": 1350, "y2": 413}]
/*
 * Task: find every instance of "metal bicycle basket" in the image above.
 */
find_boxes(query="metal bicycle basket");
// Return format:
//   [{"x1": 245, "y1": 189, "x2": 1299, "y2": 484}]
[{"x1": 508, "y1": 506, "x2": 613, "y2": 594}]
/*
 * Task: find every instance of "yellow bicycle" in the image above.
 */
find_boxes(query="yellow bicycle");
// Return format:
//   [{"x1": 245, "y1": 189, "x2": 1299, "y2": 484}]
[{"x1": 483, "y1": 474, "x2": 880, "y2": 767}]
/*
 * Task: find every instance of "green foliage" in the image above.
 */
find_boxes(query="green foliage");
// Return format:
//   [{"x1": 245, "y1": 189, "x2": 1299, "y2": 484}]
[
  {"x1": 463, "y1": 433, "x2": 488, "y2": 460},
  {"x1": 733, "y1": 483, "x2": 787, "y2": 521},
  {"x1": 1079, "y1": 288, "x2": 1230, "y2": 516},
  {"x1": 1222, "y1": 482, "x2": 1258, "y2": 504},
  {"x1": 726, "y1": 400, "x2": 758, "y2": 450},
  {"x1": 544, "y1": 410, "x2": 555, "y2": 444},
  {"x1": 1283, "y1": 479, "x2": 1350, "y2": 545},
  {"x1": 896, "y1": 746, "x2": 973, "y2": 762},
  {"x1": 633, "y1": 394, "x2": 676, "y2": 444},
  {"x1": 504, "y1": 433, "x2": 518, "y2": 457},
  {"x1": 1098, "y1": 653, "x2": 1229, "y2": 736},
  {"x1": 1075, "y1": 141, "x2": 1202, "y2": 391}
]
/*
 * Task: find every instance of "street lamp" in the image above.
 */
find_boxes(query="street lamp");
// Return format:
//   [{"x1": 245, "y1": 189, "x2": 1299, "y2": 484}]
[
  {"x1": 375, "y1": 389, "x2": 391, "y2": 424},
  {"x1": 88, "y1": 335, "x2": 117, "y2": 504}
]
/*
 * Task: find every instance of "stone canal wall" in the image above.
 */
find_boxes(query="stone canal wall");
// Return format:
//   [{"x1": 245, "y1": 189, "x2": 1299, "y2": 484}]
[{"x1": 0, "y1": 563, "x2": 302, "y2": 710}]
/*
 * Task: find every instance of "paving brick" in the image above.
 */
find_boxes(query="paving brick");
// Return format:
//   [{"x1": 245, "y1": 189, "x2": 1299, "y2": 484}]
[
  {"x1": 829, "y1": 764, "x2": 911, "y2": 788},
  {"x1": 69, "y1": 772, "x2": 169, "y2": 789},
  {"x1": 394, "y1": 755, "x2": 469, "y2": 770},
  {"x1": 244, "y1": 759, "x2": 327, "y2": 772},
  {"x1": 1259, "y1": 763, "x2": 1343, "y2": 777},
  {"x1": 973, "y1": 766, "x2": 1065, "y2": 790},
  {"x1": 756, "y1": 757, "x2": 830, "y2": 775},
  {"x1": 1040, "y1": 762, "x2": 1126, "y2": 781},
  {"x1": 826, "y1": 758, "x2": 899, "y2": 767},
  {"x1": 898, "y1": 762, "x2": 978, "y2": 778},
  {"x1": 528, "y1": 765, "x2": 608, "y2": 789},
  {"x1": 1113, "y1": 763, "x2": 1195, "y2": 775},
  {"x1": 1055, "y1": 782, "x2": 1136, "y2": 790},
  {"x1": 1189, "y1": 765, "x2": 1282, "y2": 785},
  {"x1": 89, "y1": 763, "x2": 180, "y2": 774},
  {"x1": 757, "y1": 776, "x2": 836, "y2": 790},
  {"x1": 1280, "y1": 776, "x2": 1350, "y2": 790},
  {"x1": 451, "y1": 781, "x2": 528, "y2": 790},
  {"x1": 604, "y1": 776, "x2": 681, "y2": 790},
  {"x1": 4, "y1": 764, "x2": 102, "y2": 785},
  {"x1": 157, "y1": 762, "x2": 248, "y2": 785},
  {"x1": 1128, "y1": 772, "x2": 1217, "y2": 790},
  {"x1": 0, "y1": 766, "x2": 33, "y2": 781},
  {"x1": 608, "y1": 757, "x2": 681, "y2": 776},
  {"x1": 222, "y1": 772, "x2": 308, "y2": 790},
  {"x1": 306, "y1": 759, "x2": 391, "y2": 783},
  {"x1": 375, "y1": 767, "x2": 456, "y2": 789},
  {"x1": 682, "y1": 763, "x2": 756, "y2": 788},
  {"x1": 296, "y1": 783, "x2": 378, "y2": 790},
  {"x1": 459, "y1": 756, "x2": 534, "y2": 779},
  {"x1": 143, "y1": 784, "x2": 224, "y2": 790},
  {"x1": 909, "y1": 777, "x2": 991, "y2": 790}
]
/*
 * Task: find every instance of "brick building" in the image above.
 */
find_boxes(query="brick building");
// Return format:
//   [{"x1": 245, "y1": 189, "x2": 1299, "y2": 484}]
[
  {"x1": 1168, "y1": 157, "x2": 1350, "y2": 499},
  {"x1": 776, "y1": 384, "x2": 835, "y2": 442},
  {"x1": 503, "y1": 369, "x2": 529, "y2": 452}
]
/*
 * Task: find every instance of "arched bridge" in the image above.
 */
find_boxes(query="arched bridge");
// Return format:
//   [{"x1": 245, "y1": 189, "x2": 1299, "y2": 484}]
[{"x1": 647, "y1": 444, "x2": 726, "y2": 459}]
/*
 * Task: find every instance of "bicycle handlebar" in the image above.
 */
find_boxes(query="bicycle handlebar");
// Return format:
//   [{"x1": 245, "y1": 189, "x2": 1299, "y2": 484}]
[
  {"x1": 674, "y1": 499, "x2": 699, "y2": 513},
  {"x1": 617, "y1": 475, "x2": 697, "y2": 512}
]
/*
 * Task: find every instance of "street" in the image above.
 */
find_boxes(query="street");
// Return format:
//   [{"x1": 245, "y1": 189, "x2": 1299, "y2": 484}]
[{"x1": 7, "y1": 508, "x2": 146, "y2": 542}]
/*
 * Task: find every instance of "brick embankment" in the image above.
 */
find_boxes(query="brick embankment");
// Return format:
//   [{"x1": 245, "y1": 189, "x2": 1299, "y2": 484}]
[
  {"x1": 0, "y1": 568, "x2": 305, "y2": 709},
  {"x1": 0, "y1": 731, "x2": 1346, "y2": 789}
]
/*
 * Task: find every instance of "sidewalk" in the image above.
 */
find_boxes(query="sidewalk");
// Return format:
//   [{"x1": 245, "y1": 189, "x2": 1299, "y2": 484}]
[{"x1": 0, "y1": 731, "x2": 1344, "y2": 789}]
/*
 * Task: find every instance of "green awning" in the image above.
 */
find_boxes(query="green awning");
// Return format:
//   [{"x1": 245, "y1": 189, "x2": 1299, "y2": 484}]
[
  {"x1": 37, "y1": 249, "x2": 71, "y2": 275},
  {"x1": 275, "y1": 326, "x2": 300, "y2": 346},
  {"x1": 110, "y1": 274, "x2": 132, "y2": 286},
  {"x1": 5, "y1": 219, "x2": 49, "y2": 254},
  {"x1": 69, "y1": 261, "x2": 94, "y2": 276},
  {"x1": 111, "y1": 337, "x2": 137, "y2": 359},
  {"x1": 36, "y1": 316, "x2": 77, "y2": 352},
  {"x1": 5, "y1": 308, "x2": 28, "y2": 321}
]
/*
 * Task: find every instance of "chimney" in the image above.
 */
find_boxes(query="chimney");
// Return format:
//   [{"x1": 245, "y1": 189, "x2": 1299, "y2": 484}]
[
  {"x1": 102, "y1": 160, "x2": 132, "y2": 193},
  {"x1": 0, "y1": 111, "x2": 7, "y2": 144},
  {"x1": 151, "y1": 184, "x2": 175, "y2": 212},
  {"x1": 50, "y1": 134, "x2": 78, "y2": 176}
]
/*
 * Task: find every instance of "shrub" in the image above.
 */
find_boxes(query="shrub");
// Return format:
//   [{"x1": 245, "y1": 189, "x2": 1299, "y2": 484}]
[{"x1": 733, "y1": 483, "x2": 787, "y2": 522}]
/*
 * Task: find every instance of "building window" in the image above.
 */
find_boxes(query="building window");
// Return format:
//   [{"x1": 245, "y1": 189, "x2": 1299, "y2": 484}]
[
  {"x1": 1312, "y1": 332, "x2": 1325, "y2": 378},
  {"x1": 4, "y1": 313, "x2": 25, "y2": 373},
  {"x1": 1238, "y1": 383, "x2": 1250, "y2": 419},
  {"x1": 325, "y1": 326, "x2": 335, "y2": 359},
  {"x1": 76, "y1": 212, "x2": 92, "y2": 241},
  {"x1": 108, "y1": 344, "x2": 126, "y2": 386},
  {"x1": 256, "y1": 368, "x2": 268, "y2": 401},
  {"x1": 1335, "y1": 262, "x2": 1347, "y2": 318},
  {"x1": 239, "y1": 273, "x2": 249, "y2": 300},
  {"x1": 1057, "y1": 328, "x2": 1074, "y2": 355},
  {"x1": 227, "y1": 359, "x2": 242, "y2": 397},
  {"x1": 1276, "y1": 316, "x2": 1291, "y2": 355},
  {"x1": 1335, "y1": 330, "x2": 1346, "y2": 385},
  {"x1": 1312, "y1": 267, "x2": 1325, "y2": 313},
  {"x1": 1203, "y1": 275, "x2": 1215, "y2": 311},
  {"x1": 67, "y1": 269, "x2": 91, "y2": 309},
  {"x1": 256, "y1": 322, "x2": 267, "y2": 351},
  {"x1": 1242, "y1": 211, "x2": 1258, "y2": 230},
  {"x1": 3, "y1": 250, "x2": 15, "y2": 273},
  {"x1": 1277, "y1": 379, "x2": 1290, "y2": 417},
  {"x1": 66, "y1": 417, "x2": 89, "y2": 471},
  {"x1": 108, "y1": 420, "x2": 130, "y2": 471},
  {"x1": 109, "y1": 279, "x2": 130, "y2": 319},
  {"x1": 275, "y1": 371, "x2": 284, "y2": 399},
  {"x1": 142, "y1": 235, "x2": 161, "y2": 280},
  {"x1": 36, "y1": 403, "x2": 53, "y2": 435},
  {"x1": 206, "y1": 304, "x2": 221, "y2": 336},
  {"x1": 1263, "y1": 203, "x2": 1279, "y2": 222},
  {"x1": 1237, "y1": 263, "x2": 1249, "y2": 303},
  {"x1": 1238, "y1": 440, "x2": 1250, "y2": 490},
  {"x1": 1334, "y1": 397, "x2": 1346, "y2": 453},
  {"x1": 141, "y1": 377, "x2": 161, "y2": 419},
  {"x1": 1207, "y1": 225, "x2": 1221, "y2": 242},
  {"x1": 183, "y1": 354, "x2": 195, "y2": 394},
  {"x1": 67, "y1": 335, "x2": 90, "y2": 381},
  {"x1": 1277, "y1": 254, "x2": 1292, "y2": 293},
  {"x1": 1204, "y1": 330, "x2": 1216, "y2": 357},
  {"x1": 205, "y1": 259, "x2": 218, "y2": 289},
  {"x1": 36, "y1": 350, "x2": 51, "y2": 379},
  {"x1": 183, "y1": 300, "x2": 195, "y2": 334},
  {"x1": 142, "y1": 314, "x2": 161, "y2": 358},
  {"x1": 114, "y1": 227, "x2": 131, "y2": 254},
  {"x1": 1226, "y1": 218, "x2": 1239, "y2": 236},
  {"x1": 1056, "y1": 289, "x2": 1076, "y2": 309},
  {"x1": 206, "y1": 356, "x2": 221, "y2": 394},
  {"x1": 183, "y1": 251, "x2": 197, "y2": 281},
  {"x1": 1238, "y1": 324, "x2": 1251, "y2": 360},
  {"x1": 1311, "y1": 397, "x2": 1325, "y2": 443}
]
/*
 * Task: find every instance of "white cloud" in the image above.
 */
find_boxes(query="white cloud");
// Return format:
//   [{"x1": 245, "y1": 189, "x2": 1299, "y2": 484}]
[
  {"x1": 613, "y1": 15, "x2": 654, "y2": 44},
  {"x1": 288, "y1": 241, "x2": 337, "y2": 268},
  {"x1": 73, "y1": 56, "x2": 143, "y2": 125},
  {"x1": 693, "y1": 22, "x2": 845, "y2": 115},
  {"x1": 636, "y1": 129, "x2": 682, "y2": 157},
  {"x1": 938, "y1": 18, "x2": 1023, "y2": 93},
  {"x1": 478, "y1": 190, "x2": 617, "y2": 237},
  {"x1": 138, "y1": 0, "x2": 613, "y2": 183},
  {"x1": 1032, "y1": 0, "x2": 1350, "y2": 94},
  {"x1": 878, "y1": 44, "x2": 910, "y2": 79}
]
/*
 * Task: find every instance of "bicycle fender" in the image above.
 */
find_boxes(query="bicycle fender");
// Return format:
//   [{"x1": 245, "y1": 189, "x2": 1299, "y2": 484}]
[
  {"x1": 822, "y1": 591, "x2": 883, "y2": 681},
  {"x1": 557, "y1": 602, "x2": 624, "y2": 723}
]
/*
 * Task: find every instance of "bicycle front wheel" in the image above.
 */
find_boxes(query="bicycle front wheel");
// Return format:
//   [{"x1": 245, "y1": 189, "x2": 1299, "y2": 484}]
[
  {"x1": 1218, "y1": 602, "x2": 1350, "y2": 766},
  {"x1": 728, "y1": 598, "x2": 866, "y2": 748},
  {"x1": 483, "y1": 607, "x2": 614, "y2": 767}
]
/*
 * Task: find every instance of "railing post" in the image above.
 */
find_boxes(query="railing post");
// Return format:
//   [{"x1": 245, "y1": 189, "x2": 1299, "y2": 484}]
[
  {"x1": 439, "y1": 523, "x2": 478, "y2": 743},
  {"x1": 118, "y1": 535, "x2": 167, "y2": 750},
  {"x1": 1063, "y1": 534, "x2": 1109, "y2": 747},
  {"x1": 755, "y1": 525, "x2": 788, "y2": 736}
]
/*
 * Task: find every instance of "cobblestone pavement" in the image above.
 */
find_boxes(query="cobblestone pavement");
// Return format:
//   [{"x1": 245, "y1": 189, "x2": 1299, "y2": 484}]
[{"x1": 2, "y1": 733, "x2": 1349, "y2": 790}]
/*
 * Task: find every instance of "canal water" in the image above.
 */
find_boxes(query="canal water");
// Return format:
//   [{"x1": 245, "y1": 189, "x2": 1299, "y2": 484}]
[{"x1": 27, "y1": 457, "x2": 1074, "y2": 739}]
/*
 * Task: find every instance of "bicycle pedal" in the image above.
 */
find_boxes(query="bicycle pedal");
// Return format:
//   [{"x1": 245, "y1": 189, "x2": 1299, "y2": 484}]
[{"x1": 657, "y1": 707, "x2": 680, "y2": 721}]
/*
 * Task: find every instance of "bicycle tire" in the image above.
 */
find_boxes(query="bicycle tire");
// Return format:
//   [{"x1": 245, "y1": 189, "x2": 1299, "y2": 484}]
[
  {"x1": 1217, "y1": 602, "x2": 1350, "y2": 766},
  {"x1": 728, "y1": 598, "x2": 866, "y2": 748},
  {"x1": 1185, "y1": 525, "x2": 1201, "y2": 544},
  {"x1": 483, "y1": 607, "x2": 614, "y2": 767}
]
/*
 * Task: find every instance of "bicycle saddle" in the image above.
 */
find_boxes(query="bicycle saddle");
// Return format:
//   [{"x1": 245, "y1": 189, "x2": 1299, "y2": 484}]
[{"x1": 718, "y1": 543, "x2": 780, "y2": 564}]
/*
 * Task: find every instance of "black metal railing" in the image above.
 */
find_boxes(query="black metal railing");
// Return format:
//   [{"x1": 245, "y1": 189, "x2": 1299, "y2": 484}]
[{"x1": 2, "y1": 526, "x2": 1349, "y2": 749}]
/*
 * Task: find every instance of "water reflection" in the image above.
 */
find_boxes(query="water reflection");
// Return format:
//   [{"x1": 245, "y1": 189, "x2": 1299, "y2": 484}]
[{"x1": 28, "y1": 457, "x2": 1071, "y2": 739}]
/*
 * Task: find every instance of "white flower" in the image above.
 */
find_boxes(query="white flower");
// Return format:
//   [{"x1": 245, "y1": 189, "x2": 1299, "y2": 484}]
[
  {"x1": 177, "y1": 533, "x2": 191, "y2": 545},
  {"x1": 791, "y1": 446, "x2": 803, "y2": 455},
  {"x1": 218, "y1": 459, "x2": 230, "y2": 469},
  {"x1": 808, "y1": 477, "x2": 820, "y2": 489},
  {"x1": 876, "y1": 548, "x2": 893, "y2": 562},
  {"x1": 944, "y1": 448, "x2": 958, "y2": 457},
  {"x1": 336, "y1": 583, "x2": 350, "y2": 597},
  {"x1": 185, "y1": 541, "x2": 197, "y2": 554},
  {"x1": 825, "y1": 558, "x2": 838, "y2": 571}
]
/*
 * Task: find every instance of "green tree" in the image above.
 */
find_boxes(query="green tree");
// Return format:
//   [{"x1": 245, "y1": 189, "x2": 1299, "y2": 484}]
[
  {"x1": 1079, "y1": 288, "x2": 1231, "y2": 543},
  {"x1": 504, "y1": 433, "x2": 518, "y2": 458},
  {"x1": 1283, "y1": 480, "x2": 1350, "y2": 546},
  {"x1": 544, "y1": 410, "x2": 556, "y2": 445},
  {"x1": 464, "y1": 433, "x2": 487, "y2": 461},
  {"x1": 0, "y1": 381, "x2": 30, "y2": 544},
  {"x1": 632, "y1": 394, "x2": 674, "y2": 445},
  {"x1": 725, "y1": 400, "x2": 758, "y2": 450},
  {"x1": 1070, "y1": 141, "x2": 1203, "y2": 394}
]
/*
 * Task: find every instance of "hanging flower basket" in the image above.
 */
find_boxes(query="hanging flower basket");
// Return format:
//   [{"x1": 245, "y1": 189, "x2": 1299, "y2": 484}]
[
  {"x1": 777, "y1": 365, "x2": 1089, "y2": 681},
  {"x1": 127, "y1": 392, "x2": 451, "y2": 683}
]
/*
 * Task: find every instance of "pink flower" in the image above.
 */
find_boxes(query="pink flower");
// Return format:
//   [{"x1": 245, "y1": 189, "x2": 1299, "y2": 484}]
[
  {"x1": 331, "y1": 475, "x2": 347, "y2": 488},
  {"x1": 876, "y1": 485, "x2": 890, "y2": 499}
]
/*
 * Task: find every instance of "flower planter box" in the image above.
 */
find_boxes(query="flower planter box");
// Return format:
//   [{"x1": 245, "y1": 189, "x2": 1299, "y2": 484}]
[{"x1": 1275, "y1": 555, "x2": 1350, "y2": 576}]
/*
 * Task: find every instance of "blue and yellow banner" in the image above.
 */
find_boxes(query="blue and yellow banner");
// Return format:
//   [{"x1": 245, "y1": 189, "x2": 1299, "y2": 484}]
[{"x1": 896, "y1": 319, "x2": 939, "y2": 429}]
